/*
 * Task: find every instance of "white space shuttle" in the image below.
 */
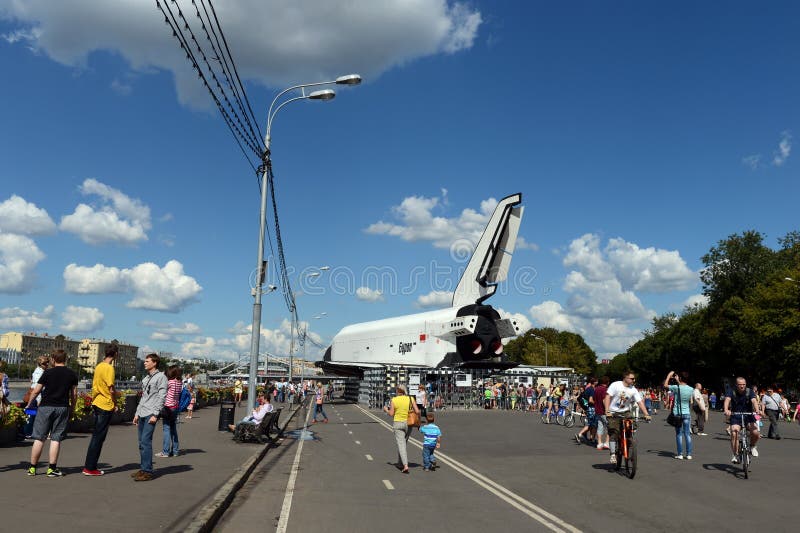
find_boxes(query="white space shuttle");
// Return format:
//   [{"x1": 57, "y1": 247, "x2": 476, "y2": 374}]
[{"x1": 319, "y1": 193, "x2": 524, "y2": 377}]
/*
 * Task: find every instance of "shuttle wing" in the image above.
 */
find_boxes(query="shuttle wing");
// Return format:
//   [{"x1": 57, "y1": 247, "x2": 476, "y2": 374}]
[{"x1": 452, "y1": 193, "x2": 524, "y2": 307}]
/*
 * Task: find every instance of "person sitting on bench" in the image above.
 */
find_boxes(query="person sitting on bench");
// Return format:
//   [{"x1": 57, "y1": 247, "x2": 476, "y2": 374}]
[{"x1": 228, "y1": 392, "x2": 273, "y2": 432}]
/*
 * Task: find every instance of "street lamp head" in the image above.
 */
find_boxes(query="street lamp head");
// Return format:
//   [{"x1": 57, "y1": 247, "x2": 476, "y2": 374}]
[
  {"x1": 309, "y1": 89, "x2": 336, "y2": 100},
  {"x1": 335, "y1": 74, "x2": 362, "y2": 85}
]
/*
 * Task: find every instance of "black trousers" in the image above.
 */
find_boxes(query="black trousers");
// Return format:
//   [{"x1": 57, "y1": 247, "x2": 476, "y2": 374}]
[{"x1": 765, "y1": 409, "x2": 781, "y2": 438}]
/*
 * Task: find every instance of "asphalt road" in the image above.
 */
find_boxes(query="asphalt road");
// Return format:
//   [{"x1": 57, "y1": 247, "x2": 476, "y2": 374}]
[{"x1": 217, "y1": 403, "x2": 798, "y2": 533}]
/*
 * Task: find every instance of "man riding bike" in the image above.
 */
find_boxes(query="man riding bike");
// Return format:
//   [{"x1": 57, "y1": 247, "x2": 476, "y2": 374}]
[
  {"x1": 603, "y1": 371, "x2": 651, "y2": 465},
  {"x1": 723, "y1": 377, "x2": 762, "y2": 463}
]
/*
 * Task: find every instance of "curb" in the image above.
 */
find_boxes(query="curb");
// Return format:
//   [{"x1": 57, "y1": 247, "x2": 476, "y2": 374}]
[{"x1": 183, "y1": 402, "x2": 307, "y2": 533}]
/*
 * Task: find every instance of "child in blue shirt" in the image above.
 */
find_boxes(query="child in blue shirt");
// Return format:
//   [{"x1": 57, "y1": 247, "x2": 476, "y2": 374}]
[{"x1": 419, "y1": 412, "x2": 442, "y2": 471}]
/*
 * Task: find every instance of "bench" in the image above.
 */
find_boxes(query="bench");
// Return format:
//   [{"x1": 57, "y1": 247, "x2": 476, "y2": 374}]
[{"x1": 232, "y1": 407, "x2": 282, "y2": 444}]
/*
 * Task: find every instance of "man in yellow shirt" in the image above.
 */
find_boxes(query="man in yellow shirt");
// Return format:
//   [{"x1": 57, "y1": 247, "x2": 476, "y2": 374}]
[{"x1": 82, "y1": 344, "x2": 117, "y2": 476}]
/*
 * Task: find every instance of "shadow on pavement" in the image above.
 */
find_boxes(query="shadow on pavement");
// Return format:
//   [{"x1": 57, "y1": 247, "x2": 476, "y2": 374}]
[{"x1": 702, "y1": 462, "x2": 744, "y2": 479}]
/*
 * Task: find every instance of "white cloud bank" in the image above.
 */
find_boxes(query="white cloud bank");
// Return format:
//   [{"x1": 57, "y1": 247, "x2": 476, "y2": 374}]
[
  {"x1": 529, "y1": 234, "x2": 699, "y2": 356},
  {"x1": 0, "y1": 232, "x2": 46, "y2": 293},
  {"x1": 64, "y1": 260, "x2": 202, "y2": 312},
  {"x1": 0, "y1": 305, "x2": 54, "y2": 330},
  {"x1": 365, "y1": 191, "x2": 537, "y2": 253},
  {"x1": 0, "y1": 0, "x2": 482, "y2": 108},
  {"x1": 416, "y1": 290, "x2": 453, "y2": 308},
  {"x1": 60, "y1": 179, "x2": 152, "y2": 245},
  {"x1": 142, "y1": 320, "x2": 202, "y2": 343}
]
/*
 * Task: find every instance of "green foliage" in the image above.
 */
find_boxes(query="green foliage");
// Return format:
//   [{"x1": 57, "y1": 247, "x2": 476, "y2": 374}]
[
  {"x1": 621, "y1": 230, "x2": 800, "y2": 388},
  {"x1": 505, "y1": 328, "x2": 597, "y2": 375}
]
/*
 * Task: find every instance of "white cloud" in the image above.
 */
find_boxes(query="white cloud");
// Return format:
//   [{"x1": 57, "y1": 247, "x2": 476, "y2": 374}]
[
  {"x1": 126, "y1": 261, "x2": 202, "y2": 312},
  {"x1": 64, "y1": 263, "x2": 128, "y2": 294},
  {"x1": 181, "y1": 319, "x2": 325, "y2": 360},
  {"x1": 742, "y1": 154, "x2": 761, "y2": 170},
  {"x1": 416, "y1": 290, "x2": 453, "y2": 308},
  {"x1": 0, "y1": 0, "x2": 481, "y2": 108},
  {"x1": 143, "y1": 320, "x2": 201, "y2": 342},
  {"x1": 605, "y1": 238, "x2": 697, "y2": 293},
  {"x1": 365, "y1": 193, "x2": 537, "y2": 251},
  {"x1": 356, "y1": 286, "x2": 384, "y2": 302},
  {"x1": 0, "y1": 195, "x2": 57, "y2": 236},
  {"x1": 773, "y1": 130, "x2": 792, "y2": 166},
  {"x1": 0, "y1": 232, "x2": 46, "y2": 293},
  {"x1": 60, "y1": 305, "x2": 104, "y2": 333},
  {"x1": 0, "y1": 305, "x2": 54, "y2": 330},
  {"x1": 59, "y1": 179, "x2": 151, "y2": 245},
  {"x1": 64, "y1": 260, "x2": 202, "y2": 312}
]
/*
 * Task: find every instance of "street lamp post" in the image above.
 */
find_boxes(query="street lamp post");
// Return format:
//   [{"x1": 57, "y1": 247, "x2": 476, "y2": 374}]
[
  {"x1": 248, "y1": 74, "x2": 361, "y2": 412},
  {"x1": 533, "y1": 335, "x2": 549, "y2": 367}
]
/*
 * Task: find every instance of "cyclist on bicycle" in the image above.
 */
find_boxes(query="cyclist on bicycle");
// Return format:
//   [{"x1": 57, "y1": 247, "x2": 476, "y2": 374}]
[
  {"x1": 723, "y1": 377, "x2": 762, "y2": 463},
  {"x1": 603, "y1": 371, "x2": 651, "y2": 465}
]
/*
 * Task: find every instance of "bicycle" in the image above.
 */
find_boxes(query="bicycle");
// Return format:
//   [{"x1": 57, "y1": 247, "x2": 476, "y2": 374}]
[
  {"x1": 731, "y1": 412, "x2": 755, "y2": 479},
  {"x1": 611, "y1": 415, "x2": 639, "y2": 479},
  {"x1": 541, "y1": 402, "x2": 558, "y2": 424},
  {"x1": 557, "y1": 399, "x2": 576, "y2": 427}
]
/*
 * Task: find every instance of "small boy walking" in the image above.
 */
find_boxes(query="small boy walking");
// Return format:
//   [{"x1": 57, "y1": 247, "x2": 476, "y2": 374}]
[{"x1": 419, "y1": 413, "x2": 442, "y2": 471}]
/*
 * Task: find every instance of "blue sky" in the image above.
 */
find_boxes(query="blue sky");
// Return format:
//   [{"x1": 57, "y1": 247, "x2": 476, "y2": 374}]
[{"x1": 0, "y1": 1, "x2": 797, "y2": 361}]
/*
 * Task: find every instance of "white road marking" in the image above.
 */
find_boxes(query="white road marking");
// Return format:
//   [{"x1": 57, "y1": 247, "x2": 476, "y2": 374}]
[
  {"x1": 276, "y1": 406, "x2": 312, "y2": 533},
  {"x1": 382, "y1": 479, "x2": 394, "y2": 490},
  {"x1": 365, "y1": 454, "x2": 373, "y2": 461},
  {"x1": 355, "y1": 405, "x2": 581, "y2": 533}
]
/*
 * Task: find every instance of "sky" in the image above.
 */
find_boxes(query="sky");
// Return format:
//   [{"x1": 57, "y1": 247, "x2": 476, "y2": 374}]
[{"x1": 0, "y1": 1, "x2": 797, "y2": 362}]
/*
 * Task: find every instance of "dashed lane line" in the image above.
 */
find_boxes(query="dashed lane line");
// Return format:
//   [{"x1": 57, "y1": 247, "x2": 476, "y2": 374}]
[
  {"x1": 382, "y1": 480, "x2": 395, "y2": 490},
  {"x1": 365, "y1": 454, "x2": 373, "y2": 461},
  {"x1": 276, "y1": 405, "x2": 312, "y2": 533},
  {"x1": 355, "y1": 404, "x2": 581, "y2": 533}
]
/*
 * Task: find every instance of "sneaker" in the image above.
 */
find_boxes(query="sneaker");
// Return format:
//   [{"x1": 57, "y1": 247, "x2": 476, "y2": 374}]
[
  {"x1": 574, "y1": 433, "x2": 582, "y2": 444},
  {"x1": 596, "y1": 444, "x2": 604, "y2": 450},
  {"x1": 698, "y1": 432, "x2": 708, "y2": 436},
  {"x1": 130, "y1": 469, "x2": 144, "y2": 478},
  {"x1": 82, "y1": 468, "x2": 104, "y2": 476},
  {"x1": 155, "y1": 452, "x2": 171, "y2": 458},
  {"x1": 423, "y1": 467, "x2": 431, "y2": 471},
  {"x1": 133, "y1": 471, "x2": 153, "y2": 482},
  {"x1": 674, "y1": 455, "x2": 684, "y2": 460},
  {"x1": 731, "y1": 455, "x2": 739, "y2": 464},
  {"x1": 27, "y1": 466, "x2": 36, "y2": 476},
  {"x1": 609, "y1": 454, "x2": 617, "y2": 465},
  {"x1": 602, "y1": 444, "x2": 610, "y2": 450},
  {"x1": 751, "y1": 447, "x2": 758, "y2": 457},
  {"x1": 685, "y1": 455, "x2": 692, "y2": 460},
  {"x1": 46, "y1": 468, "x2": 63, "y2": 477}
]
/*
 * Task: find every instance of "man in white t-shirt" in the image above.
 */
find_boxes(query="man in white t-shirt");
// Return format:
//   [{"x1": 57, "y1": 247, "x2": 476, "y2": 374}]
[{"x1": 603, "y1": 371, "x2": 651, "y2": 465}]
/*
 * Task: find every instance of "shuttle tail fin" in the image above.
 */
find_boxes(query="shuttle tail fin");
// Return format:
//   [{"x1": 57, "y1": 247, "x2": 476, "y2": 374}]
[{"x1": 452, "y1": 193, "x2": 524, "y2": 307}]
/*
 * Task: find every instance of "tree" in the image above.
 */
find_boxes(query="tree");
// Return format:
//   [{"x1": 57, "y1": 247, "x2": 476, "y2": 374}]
[
  {"x1": 701, "y1": 231, "x2": 776, "y2": 306},
  {"x1": 504, "y1": 328, "x2": 597, "y2": 375}
]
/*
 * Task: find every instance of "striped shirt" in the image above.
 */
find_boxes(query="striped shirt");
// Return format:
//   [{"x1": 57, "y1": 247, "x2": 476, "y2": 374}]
[{"x1": 165, "y1": 379, "x2": 182, "y2": 408}]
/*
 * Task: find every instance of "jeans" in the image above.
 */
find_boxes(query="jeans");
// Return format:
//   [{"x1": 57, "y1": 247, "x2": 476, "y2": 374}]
[
  {"x1": 312, "y1": 403, "x2": 327, "y2": 421},
  {"x1": 422, "y1": 445, "x2": 436, "y2": 469},
  {"x1": 162, "y1": 408, "x2": 179, "y2": 455},
  {"x1": 675, "y1": 414, "x2": 693, "y2": 456},
  {"x1": 137, "y1": 417, "x2": 157, "y2": 473},
  {"x1": 765, "y1": 409, "x2": 781, "y2": 438},
  {"x1": 84, "y1": 406, "x2": 113, "y2": 470}
]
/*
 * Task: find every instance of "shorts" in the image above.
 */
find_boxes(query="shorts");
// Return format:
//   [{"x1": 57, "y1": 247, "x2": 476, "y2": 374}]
[
  {"x1": 595, "y1": 415, "x2": 608, "y2": 436},
  {"x1": 32, "y1": 405, "x2": 69, "y2": 442},
  {"x1": 586, "y1": 407, "x2": 597, "y2": 428},
  {"x1": 729, "y1": 414, "x2": 756, "y2": 428}
]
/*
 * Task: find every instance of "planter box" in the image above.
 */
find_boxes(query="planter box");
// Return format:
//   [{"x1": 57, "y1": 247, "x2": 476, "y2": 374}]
[{"x1": 0, "y1": 425, "x2": 18, "y2": 446}]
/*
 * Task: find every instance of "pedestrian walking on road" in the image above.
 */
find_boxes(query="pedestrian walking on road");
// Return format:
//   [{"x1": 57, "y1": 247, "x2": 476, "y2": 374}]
[
  {"x1": 156, "y1": 365, "x2": 182, "y2": 458},
  {"x1": 593, "y1": 376, "x2": 610, "y2": 450},
  {"x1": 761, "y1": 387, "x2": 784, "y2": 440},
  {"x1": 311, "y1": 382, "x2": 329, "y2": 424},
  {"x1": 383, "y1": 386, "x2": 420, "y2": 474},
  {"x1": 82, "y1": 344, "x2": 118, "y2": 476},
  {"x1": 233, "y1": 379, "x2": 243, "y2": 407},
  {"x1": 419, "y1": 412, "x2": 442, "y2": 471},
  {"x1": 664, "y1": 371, "x2": 694, "y2": 460},
  {"x1": 132, "y1": 354, "x2": 167, "y2": 482},
  {"x1": 692, "y1": 383, "x2": 707, "y2": 435},
  {"x1": 24, "y1": 350, "x2": 78, "y2": 477}
]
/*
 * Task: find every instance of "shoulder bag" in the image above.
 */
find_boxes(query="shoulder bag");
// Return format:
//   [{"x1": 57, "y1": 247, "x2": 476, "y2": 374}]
[
  {"x1": 666, "y1": 385, "x2": 684, "y2": 428},
  {"x1": 406, "y1": 396, "x2": 421, "y2": 428}
]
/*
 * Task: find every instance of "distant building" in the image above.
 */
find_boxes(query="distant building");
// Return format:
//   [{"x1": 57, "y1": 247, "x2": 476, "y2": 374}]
[
  {"x1": 77, "y1": 339, "x2": 138, "y2": 378},
  {"x1": 1, "y1": 332, "x2": 80, "y2": 367}
]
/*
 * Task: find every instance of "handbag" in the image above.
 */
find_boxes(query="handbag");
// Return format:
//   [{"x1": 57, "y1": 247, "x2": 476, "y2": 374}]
[
  {"x1": 406, "y1": 397, "x2": 421, "y2": 428},
  {"x1": 23, "y1": 387, "x2": 34, "y2": 405},
  {"x1": 666, "y1": 384, "x2": 684, "y2": 428}
]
